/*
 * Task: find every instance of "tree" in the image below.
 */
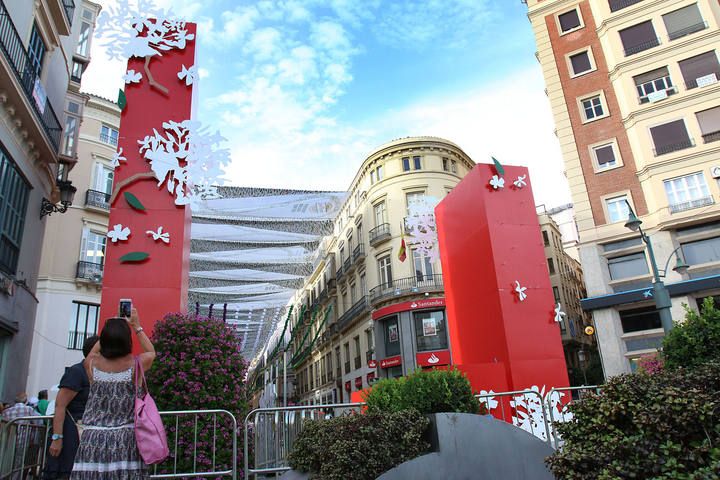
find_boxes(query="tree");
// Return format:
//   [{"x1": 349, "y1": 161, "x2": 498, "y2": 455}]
[
  {"x1": 663, "y1": 297, "x2": 720, "y2": 369},
  {"x1": 147, "y1": 313, "x2": 248, "y2": 476}
]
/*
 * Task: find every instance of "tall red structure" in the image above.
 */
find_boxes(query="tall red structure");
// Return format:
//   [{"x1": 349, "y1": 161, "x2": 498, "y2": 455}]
[
  {"x1": 435, "y1": 163, "x2": 569, "y2": 394},
  {"x1": 99, "y1": 24, "x2": 197, "y2": 338}
]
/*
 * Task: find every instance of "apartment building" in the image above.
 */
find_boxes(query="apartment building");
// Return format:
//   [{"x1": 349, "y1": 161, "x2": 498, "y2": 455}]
[
  {"x1": 0, "y1": 0, "x2": 101, "y2": 400},
  {"x1": 261, "y1": 137, "x2": 475, "y2": 406},
  {"x1": 27, "y1": 93, "x2": 118, "y2": 394},
  {"x1": 526, "y1": 0, "x2": 720, "y2": 376}
]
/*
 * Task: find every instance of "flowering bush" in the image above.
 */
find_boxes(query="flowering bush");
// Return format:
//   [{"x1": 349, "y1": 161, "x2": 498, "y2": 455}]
[
  {"x1": 636, "y1": 353, "x2": 664, "y2": 375},
  {"x1": 147, "y1": 313, "x2": 248, "y2": 478}
]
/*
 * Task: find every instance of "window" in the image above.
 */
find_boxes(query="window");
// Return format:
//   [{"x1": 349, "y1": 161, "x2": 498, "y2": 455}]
[
  {"x1": 634, "y1": 67, "x2": 675, "y2": 103},
  {"x1": 619, "y1": 21, "x2": 659, "y2": 56},
  {"x1": 350, "y1": 282, "x2": 356, "y2": 304},
  {"x1": 71, "y1": 61, "x2": 83, "y2": 82},
  {"x1": 591, "y1": 142, "x2": 618, "y2": 170},
  {"x1": 67, "y1": 302, "x2": 100, "y2": 350},
  {"x1": 360, "y1": 273, "x2": 367, "y2": 295},
  {"x1": 335, "y1": 347, "x2": 341, "y2": 377},
  {"x1": 558, "y1": 9, "x2": 581, "y2": 33},
  {"x1": 384, "y1": 316, "x2": 401, "y2": 356},
  {"x1": 388, "y1": 366, "x2": 403, "y2": 379},
  {"x1": 451, "y1": 160, "x2": 457, "y2": 173},
  {"x1": 679, "y1": 51, "x2": 720, "y2": 90},
  {"x1": 62, "y1": 116, "x2": 78, "y2": 157},
  {"x1": 650, "y1": 120, "x2": 693, "y2": 156},
  {"x1": 664, "y1": 172, "x2": 710, "y2": 211},
  {"x1": 375, "y1": 165, "x2": 384, "y2": 181},
  {"x1": 365, "y1": 328, "x2": 374, "y2": 353},
  {"x1": 552, "y1": 286, "x2": 561, "y2": 303},
  {"x1": 309, "y1": 364, "x2": 314, "y2": 390},
  {"x1": 608, "y1": 252, "x2": 649, "y2": 280},
  {"x1": 620, "y1": 307, "x2": 661, "y2": 333},
  {"x1": 370, "y1": 170, "x2": 375, "y2": 183},
  {"x1": 378, "y1": 255, "x2": 393, "y2": 287},
  {"x1": 663, "y1": 4, "x2": 706, "y2": 41},
  {"x1": 357, "y1": 222, "x2": 363, "y2": 244},
  {"x1": 413, "y1": 249, "x2": 434, "y2": 281},
  {"x1": 547, "y1": 258, "x2": 556, "y2": 274},
  {"x1": 442, "y1": 158, "x2": 449, "y2": 171},
  {"x1": 81, "y1": 230, "x2": 106, "y2": 265},
  {"x1": 542, "y1": 230, "x2": 550, "y2": 246},
  {"x1": 402, "y1": 157, "x2": 410, "y2": 171},
  {"x1": 100, "y1": 125, "x2": 119, "y2": 146},
  {"x1": 605, "y1": 195, "x2": 630, "y2": 223},
  {"x1": 0, "y1": 147, "x2": 31, "y2": 275},
  {"x1": 696, "y1": 106, "x2": 720, "y2": 144},
  {"x1": 406, "y1": 191, "x2": 424, "y2": 215},
  {"x1": 413, "y1": 156, "x2": 421, "y2": 170},
  {"x1": 344, "y1": 343, "x2": 351, "y2": 374},
  {"x1": 82, "y1": 8, "x2": 94, "y2": 20},
  {"x1": 682, "y1": 237, "x2": 720, "y2": 265},
  {"x1": 580, "y1": 95, "x2": 605, "y2": 121},
  {"x1": 76, "y1": 22, "x2": 91, "y2": 56},
  {"x1": 569, "y1": 51, "x2": 593, "y2": 76},
  {"x1": 353, "y1": 336, "x2": 361, "y2": 369},
  {"x1": 414, "y1": 310, "x2": 449, "y2": 352},
  {"x1": 28, "y1": 24, "x2": 46, "y2": 76},
  {"x1": 374, "y1": 201, "x2": 387, "y2": 226}
]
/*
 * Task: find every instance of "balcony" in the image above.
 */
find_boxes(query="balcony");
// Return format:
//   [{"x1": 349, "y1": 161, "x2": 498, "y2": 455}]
[
  {"x1": 0, "y1": 0, "x2": 63, "y2": 152},
  {"x1": 703, "y1": 131, "x2": 720, "y2": 144},
  {"x1": 99, "y1": 132, "x2": 118, "y2": 147},
  {"x1": 369, "y1": 223, "x2": 391, "y2": 246},
  {"x1": 336, "y1": 265, "x2": 344, "y2": 282},
  {"x1": 668, "y1": 22, "x2": 707, "y2": 42},
  {"x1": 85, "y1": 189, "x2": 110, "y2": 210},
  {"x1": 623, "y1": 38, "x2": 660, "y2": 57},
  {"x1": 609, "y1": 0, "x2": 643, "y2": 12},
  {"x1": 369, "y1": 274, "x2": 444, "y2": 305},
  {"x1": 343, "y1": 255, "x2": 353, "y2": 274},
  {"x1": 669, "y1": 196, "x2": 714, "y2": 214},
  {"x1": 76, "y1": 261, "x2": 103, "y2": 283},
  {"x1": 337, "y1": 295, "x2": 369, "y2": 332},
  {"x1": 354, "y1": 356, "x2": 361, "y2": 370},
  {"x1": 327, "y1": 277, "x2": 337, "y2": 293},
  {"x1": 352, "y1": 244, "x2": 365, "y2": 264},
  {"x1": 653, "y1": 138, "x2": 695, "y2": 156}
]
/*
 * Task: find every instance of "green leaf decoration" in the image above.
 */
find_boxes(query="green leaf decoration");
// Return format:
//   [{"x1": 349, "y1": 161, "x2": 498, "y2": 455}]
[
  {"x1": 492, "y1": 156, "x2": 505, "y2": 176},
  {"x1": 124, "y1": 192, "x2": 146, "y2": 211},
  {"x1": 118, "y1": 89, "x2": 127, "y2": 111},
  {"x1": 119, "y1": 252, "x2": 149, "y2": 263}
]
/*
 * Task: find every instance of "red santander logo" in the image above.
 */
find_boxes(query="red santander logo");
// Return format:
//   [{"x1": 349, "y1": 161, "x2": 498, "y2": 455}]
[{"x1": 416, "y1": 350, "x2": 451, "y2": 367}]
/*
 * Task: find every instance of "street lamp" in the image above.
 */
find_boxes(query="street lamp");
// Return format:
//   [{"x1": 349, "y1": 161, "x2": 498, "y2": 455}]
[
  {"x1": 624, "y1": 201, "x2": 690, "y2": 333},
  {"x1": 40, "y1": 180, "x2": 77, "y2": 218}
]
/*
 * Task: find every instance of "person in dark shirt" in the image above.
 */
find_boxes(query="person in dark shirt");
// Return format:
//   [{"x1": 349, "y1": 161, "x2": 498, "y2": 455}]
[{"x1": 44, "y1": 336, "x2": 99, "y2": 479}]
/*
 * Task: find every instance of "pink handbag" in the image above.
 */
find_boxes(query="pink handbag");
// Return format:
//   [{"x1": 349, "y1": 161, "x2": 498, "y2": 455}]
[{"x1": 134, "y1": 356, "x2": 169, "y2": 464}]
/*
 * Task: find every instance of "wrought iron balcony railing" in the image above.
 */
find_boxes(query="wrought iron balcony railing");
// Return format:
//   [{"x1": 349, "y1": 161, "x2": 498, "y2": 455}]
[
  {"x1": 352, "y1": 244, "x2": 365, "y2": 263},
  {"x1": 653, "y1": 138, "x2": 695, "y2": 156},
  {"x1": 623, "y1": 38, "x2": 660, "y2": 57},
  {"x1": 369, "y1": 274, "x2": 444, "y2": 305},
  {"x1": 609, "y1": 0, "x2": 644, "y2": 12},
  {"x1": 0, "y1": 0, "x2": 62, "y2": 150},
  {"x1": 337, "y1": 295, "x2": 369, "y2": 332},
  {"x1": 668, "y1": 22, "x2": 707, "y2": 41},
  {"x1": 99, "y1": 132, "x2": 118, "y2": 146},
  {"x1": 85, "y1": 189, "x2": 110, "y2": 210},
  {"x1": 76, "y1": 261, "x2": 103, "y2": 282},
  {"x1": 702, "y1": 131, "x2": 720, "y2": 144},
  {"x1": 668, "y1": 195, "x2": 714, "y2": 214},
  {"x1": 369, "y1": 223, "x2": 391, "y2": 245}
]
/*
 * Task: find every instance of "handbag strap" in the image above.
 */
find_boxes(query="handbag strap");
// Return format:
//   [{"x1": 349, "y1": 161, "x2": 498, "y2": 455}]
[{"x1": 134, "y1": 356, "x2": 147, "y2": 398}]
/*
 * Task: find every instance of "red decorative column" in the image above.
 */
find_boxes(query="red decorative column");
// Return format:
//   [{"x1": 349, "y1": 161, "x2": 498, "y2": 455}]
[
  {"x1": 435, "y1": 163, "x2": 569, "y2": 395},
  {"x1": 99, "y1": 23, "x2": 197, "y2": 341}
]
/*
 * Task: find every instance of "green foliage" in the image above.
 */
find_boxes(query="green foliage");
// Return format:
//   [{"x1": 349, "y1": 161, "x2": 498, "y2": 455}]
[
  {"x1": 546, "y1": 363, "x2": 720, "y2": 479},
  {"x1": 288, "y1": 410, "x2": 430, "y2": 480},
  {"x1": 663, "y1": 298, "x2": 720, "y2": 370},
  {"x1": 363, "y1": 368, "x2": 478, "y2": 415}
]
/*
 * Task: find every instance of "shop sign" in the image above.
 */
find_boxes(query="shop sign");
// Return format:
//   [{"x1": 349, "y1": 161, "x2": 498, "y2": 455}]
[
  {"x1": 410, "y1": 298, "x2": 445, "y2": 310},
  {"x1": 380, "y1": 355, "x2": 402, "y2": 369},
  {"x1": 355, "y1": 377, "x2": 363, "y2": 389},
  {"x1": 416, "y1": 350, "x2": 451, "y2": 367},
  {"x1": 368, "y1": 359, "x2": 377, "y2": 368},
  {"x1": 367, "y1": 372, "x2": 375, "y2": 383},
  {"x1": 344, "y1": 381, "x2": 351, "y2": 392}
]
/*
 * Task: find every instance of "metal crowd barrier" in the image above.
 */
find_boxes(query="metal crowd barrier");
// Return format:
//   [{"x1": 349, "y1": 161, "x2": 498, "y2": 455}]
[
  {"x1": 243, "y1": 402, "x2": 365, "y2": 479},
  {"x1": 0, "y1": 409, "x2": 238, "y2": 480}
]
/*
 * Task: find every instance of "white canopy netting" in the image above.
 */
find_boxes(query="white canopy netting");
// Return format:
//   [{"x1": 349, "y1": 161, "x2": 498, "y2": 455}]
[{"x1": 189, "y1": 187, "x2": 345, "y2": 360}]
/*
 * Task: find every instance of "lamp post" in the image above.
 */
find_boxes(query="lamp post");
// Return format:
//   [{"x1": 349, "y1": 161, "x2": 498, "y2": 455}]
[
  {"x1": 624, "y1": 201, "x2": 690, "y2": 333},
  {"x1": 40, "y1": 180, "x2": 77, "y2": 218}
]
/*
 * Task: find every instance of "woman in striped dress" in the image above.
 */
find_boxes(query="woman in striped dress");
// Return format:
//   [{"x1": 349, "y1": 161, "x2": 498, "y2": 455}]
[{"x1": 71, "y1": 309, "x2": 156, "y2": 480}]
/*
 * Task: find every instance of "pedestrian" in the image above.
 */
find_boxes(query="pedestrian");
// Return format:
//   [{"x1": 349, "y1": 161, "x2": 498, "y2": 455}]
[
  {"x1": 1, "y1": 393, "x2": 37, "y2": 422},
  {"x1": 36, "y1": 390, "x2": 49, "y2": 416},
  {"x1": 45, "y1": 335, "x2": 99, "y2": 479},
  {"x1": 2, "y1": 393, "x2": 40, "y2": 480},
  {"x1": 70, "y1": 308, "x2": 156, "y2": 480}
]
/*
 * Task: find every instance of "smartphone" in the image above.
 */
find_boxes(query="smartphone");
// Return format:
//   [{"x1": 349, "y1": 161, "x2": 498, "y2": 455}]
[{"x1": 119, "y1": 299, "x2": 132, "y2": 318}]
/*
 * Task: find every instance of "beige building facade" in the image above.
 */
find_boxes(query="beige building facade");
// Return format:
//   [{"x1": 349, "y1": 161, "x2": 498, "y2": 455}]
[
  {"x1": 27, "y1": 93, "x2": 118, "y2": 394},
  {"x1": 527, "y1": 0, "x2": 720, "y2": 376}
]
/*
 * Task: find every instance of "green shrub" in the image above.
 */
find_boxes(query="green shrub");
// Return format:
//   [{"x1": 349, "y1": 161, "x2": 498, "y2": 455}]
[
  {"x1": 363, "y1": 368, "x2": 478, "y2": 415},
  {"x1": 546, "y1": 362, "x2": 720, "y2": 479},
  {"x1": 288, "y1": 410, "x2": 430, "y2": 480},
  {"x1": 663, "y1": 298, "x2": 720, "y2": 370}
]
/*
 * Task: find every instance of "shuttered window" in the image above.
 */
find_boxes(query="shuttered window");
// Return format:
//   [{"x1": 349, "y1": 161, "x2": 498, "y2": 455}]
[
  {"x1": 679, "y1": 51, "x2": 720, "y2": 89},
  {"x1": 650, "y1": 120, "x2": 693, "y2": 156},
  {"x1": 696, "y1": 106, "x2": 720, "y2": 143},
  {"x1": 633, "y1": 67, "x2": 674, "y2": 103},
  {"x1": 569, "y1": 51, "x2": 592, "y2": 75},
  {"x1": 619, "y1": 21, "x2": 659, "y2": 56},
  {"x1": 663, "y1": 4, "x2": 706, "y2": 41},
  {"x1": 0, "y1": 146, "x2": 31, "y2": 275},
  {"x1": 558, "y1": 9, "x2": 581, "y2": 32}
]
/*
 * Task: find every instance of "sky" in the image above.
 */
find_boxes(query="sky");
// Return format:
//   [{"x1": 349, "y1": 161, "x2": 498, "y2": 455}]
[{"x1": 83, "y1": 0, "x2": 572, "y2": 208}]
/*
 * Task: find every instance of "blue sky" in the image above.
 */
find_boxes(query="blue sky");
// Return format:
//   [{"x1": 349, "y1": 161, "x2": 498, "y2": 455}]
[{"x1": 85, "y1": 0, "x2": 571, "y2": 207}]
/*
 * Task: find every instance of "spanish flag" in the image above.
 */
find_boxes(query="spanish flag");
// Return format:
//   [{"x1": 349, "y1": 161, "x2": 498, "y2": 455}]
[{"x1": 398, "y1": 235, "x2": 407, "y2": 262}]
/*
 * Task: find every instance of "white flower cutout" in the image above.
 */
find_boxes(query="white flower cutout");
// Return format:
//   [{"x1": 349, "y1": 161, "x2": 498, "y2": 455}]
[
  {"x1": 146, "y1": 226, "x2": 170, "y2": 244},
  {"x1": 514, "y1": 281, "x2": 528, "y2": 302},
  {"x1": 107, "y1": 224, "x2": 131, "y2": 243},
  {"x1": 513, "y1": 175, "x2": 527, "y2": 189},
  {"x1": 489, "y1": 175, "x2": 505, "y2": 190},
  {"x1": 178, "y1": 64, "x2": 198, "y2": 86},
  {"x1": 554, "y1": 303, "x2": 566, "y2": 323},
  {"x1": 478, "y1": 390, "x2": 499, "y2": 410},
  {"x1": 643, "y1": 289, "x2": 653, "y2": 299},
  {"x1": 123, "y1": 69, "x2": 142, "y2": 84},
  {"x1": 111, "y1": 147, "x2": 127, "y2": 168}
]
